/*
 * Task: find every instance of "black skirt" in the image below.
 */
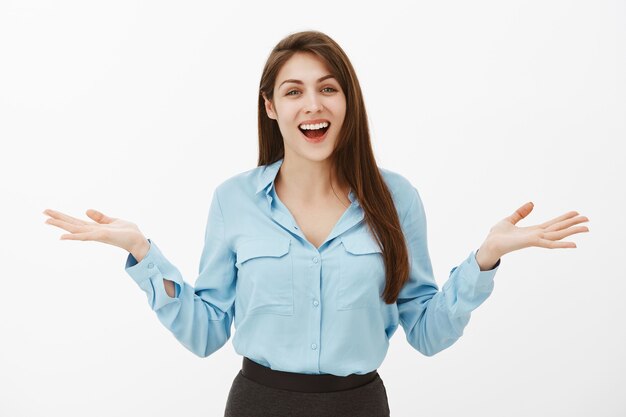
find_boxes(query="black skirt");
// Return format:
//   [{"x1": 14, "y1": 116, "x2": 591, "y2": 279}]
[{"x1": 224, "y1": 357, "x2": 391, "y2": 417}]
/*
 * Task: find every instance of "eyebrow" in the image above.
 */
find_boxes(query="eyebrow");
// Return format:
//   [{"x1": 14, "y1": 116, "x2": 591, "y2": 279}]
[{"x1": 278, "y1": 74, "x2": 336, "y2": 89}]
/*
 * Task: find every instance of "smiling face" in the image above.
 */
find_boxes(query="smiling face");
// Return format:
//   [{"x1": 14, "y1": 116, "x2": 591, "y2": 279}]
[{"x1": 263, "y1": 52, "x2": 346, "y2": 164}]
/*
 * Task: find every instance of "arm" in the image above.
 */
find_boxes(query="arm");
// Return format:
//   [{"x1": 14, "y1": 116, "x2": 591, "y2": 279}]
[
  {"x1": 398, "y1": 187, "x2": 500, "y2": 357},
  {"x1": 124, "y1": 188, "x2": 237, "y2": 357}
]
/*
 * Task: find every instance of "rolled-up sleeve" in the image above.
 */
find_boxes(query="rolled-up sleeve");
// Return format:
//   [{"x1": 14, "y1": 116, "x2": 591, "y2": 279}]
[
  {"x1": 397, "y1": 186, "x2": 500, "y2": 357},
  {"x1": 124, "y1": 187, "x2": 237, "y2": 358}
]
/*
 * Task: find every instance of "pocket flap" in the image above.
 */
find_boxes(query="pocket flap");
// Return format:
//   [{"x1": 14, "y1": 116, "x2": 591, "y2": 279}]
[
  {"x1": 236, "y1": 237, "x2": 291, "y2": 266},
  {"x1": 340, "y1": 233, "x2": 382, "y2": 255}
]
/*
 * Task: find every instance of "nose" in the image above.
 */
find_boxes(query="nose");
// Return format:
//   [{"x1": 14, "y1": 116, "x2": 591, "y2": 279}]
[{"x1": 304, "y1": 93, "x2": 324, "y2": 113}]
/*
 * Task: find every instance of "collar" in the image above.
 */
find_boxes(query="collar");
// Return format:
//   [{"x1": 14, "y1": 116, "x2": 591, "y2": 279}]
[{"x1": 255, "y1": 158, "x2": 284, "y2": 195}]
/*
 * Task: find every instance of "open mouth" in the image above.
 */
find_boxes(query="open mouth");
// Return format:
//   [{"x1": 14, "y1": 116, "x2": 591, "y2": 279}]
[{"x1": 298, "y1": 122, "x2": 331, "y2": 141}]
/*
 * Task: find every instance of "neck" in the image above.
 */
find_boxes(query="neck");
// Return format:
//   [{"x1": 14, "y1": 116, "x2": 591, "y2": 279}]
[{"x1": 276, "y1": 156, "x2": 349, "y2": 206}]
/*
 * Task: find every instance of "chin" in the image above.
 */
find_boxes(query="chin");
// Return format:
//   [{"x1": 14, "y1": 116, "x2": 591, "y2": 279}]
[{"x1": 286, "y1": 141, "x2": 335, "y2": 163}]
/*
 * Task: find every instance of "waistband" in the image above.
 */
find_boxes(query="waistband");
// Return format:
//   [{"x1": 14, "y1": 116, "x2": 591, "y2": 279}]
[{"x1": 241, "y1": 357, "x2": 379, "y2": 393}]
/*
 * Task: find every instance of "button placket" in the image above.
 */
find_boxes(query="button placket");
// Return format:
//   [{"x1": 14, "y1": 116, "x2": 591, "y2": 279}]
[{"x1": 310, "y1": 249, "x2": 322, "y2": 358}]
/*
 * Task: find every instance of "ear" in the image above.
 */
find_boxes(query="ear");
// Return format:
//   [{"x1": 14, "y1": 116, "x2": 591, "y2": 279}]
[{"x1": 262, "y1": 93, "x2": 277, "y2": 120}]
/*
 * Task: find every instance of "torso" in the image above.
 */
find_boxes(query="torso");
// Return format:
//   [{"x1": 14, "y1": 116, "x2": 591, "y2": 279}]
[{"x1": 274, "y1": 180, "x2": 352, "y2": 249}]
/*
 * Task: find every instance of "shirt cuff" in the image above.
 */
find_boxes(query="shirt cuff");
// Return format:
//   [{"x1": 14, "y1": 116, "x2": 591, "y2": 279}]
[
  {"x1": 124, "y1": 238, "x2": 183, "y2": 298},
  {"x1": 449, "y1": 249, "x2": 500, "y2": 292}
]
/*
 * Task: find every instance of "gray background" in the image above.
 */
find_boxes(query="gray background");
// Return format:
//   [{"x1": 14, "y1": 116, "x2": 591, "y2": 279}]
[{"x1": 2, "y1": 0, "x2": 623, "y2": 416}]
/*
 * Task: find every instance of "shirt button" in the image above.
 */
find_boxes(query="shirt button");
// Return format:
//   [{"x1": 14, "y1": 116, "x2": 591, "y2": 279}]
[
  {"x1": 311, "y1": 343, "x2": 317, "y2": 350},
  {"x1": 313, "y1": 300, "x2": 319, "y2": 307},
  {"x1": 312, "y1": 257, "x2": 318, "y2": 263},
  {"x1": 294, "y1": 226, "x2": 298, "y2": 229},
  {"x1": 147, "y1": 262, "x2": 154, "y2": 269}
]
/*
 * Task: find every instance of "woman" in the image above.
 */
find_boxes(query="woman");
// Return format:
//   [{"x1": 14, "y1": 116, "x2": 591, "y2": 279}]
[{"x1": 43, "y1": 30, "x2": 590, "y2": 417}]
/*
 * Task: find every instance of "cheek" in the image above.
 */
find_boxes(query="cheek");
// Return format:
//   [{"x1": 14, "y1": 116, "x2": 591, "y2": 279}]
[
  {"x1": 275, "y1": 100, "x2": 297, "y2": 116},
  {"x1": 328, "y1": 97, "x2": 346, "y2": 117}
]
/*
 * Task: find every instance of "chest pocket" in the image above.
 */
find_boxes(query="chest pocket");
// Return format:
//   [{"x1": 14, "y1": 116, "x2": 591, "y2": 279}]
[
  {"x1": 338, "y1": 233, "x2": 385, "y2": 310},
  {"x1": 235, "y1": 237, "x2": 293, "y2": 316}
]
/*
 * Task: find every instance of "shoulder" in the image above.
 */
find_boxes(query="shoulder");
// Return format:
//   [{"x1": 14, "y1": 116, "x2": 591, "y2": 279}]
[
  {"x1": 215, "y1": 165, "x2": 260, "y2": 189},
  {"x1": 378, "y1": 165, "x2": 422, "y2": 220},
  {"x1": 211, "y1": 164, "x2": 268, "y2": 205}
]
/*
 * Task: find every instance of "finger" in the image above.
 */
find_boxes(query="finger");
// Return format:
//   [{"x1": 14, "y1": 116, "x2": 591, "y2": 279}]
[
  {"x1": 536, "y1": 238, "x2": 577, "y2": 249},
  {"x1": 86, "y1": 209, "x2": 116, "y2": 224},
  {"x1": 544, "y1": 215, "x2": 590, "y2": 233},
  {"x1": 543, "y1": 225, "x2": 589, "y2": 241},
  {"x1": 506, "y1": 202, "x2": 534, "y2": 225},
  {"x1": 538, "y1": 211, "x2": 579, "y2": 230},
  {"x1": 43, "y1": 209, "x2": 90, "y2": 226},
  {"x1": 45, "y1": 218, "x2": 90, "y2": 234},
  {"x1": 60, "y1": 231, "x2": 99, "y2": 241}
]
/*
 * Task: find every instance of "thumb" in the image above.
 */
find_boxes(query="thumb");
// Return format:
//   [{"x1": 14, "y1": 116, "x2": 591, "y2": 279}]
[
  {"x1": 86, "y1": 209, "x2": 115, "y2": 224},
  {"x1": 506, "y1": 202, "x2": 534, "y2": 225}
]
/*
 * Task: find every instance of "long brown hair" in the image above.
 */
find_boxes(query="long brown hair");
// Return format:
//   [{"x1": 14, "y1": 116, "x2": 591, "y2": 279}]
[{"x1": 257, "y1": 30, "x2": 410, "y2": 305}]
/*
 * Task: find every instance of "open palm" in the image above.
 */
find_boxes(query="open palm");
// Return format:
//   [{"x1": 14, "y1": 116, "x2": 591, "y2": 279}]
[
  {"x1": 486, "y1": 202, "x2": 590, "y2": 258},
  {"x1": 43, "y1": 208, "x2": 144, "y2": 252}
]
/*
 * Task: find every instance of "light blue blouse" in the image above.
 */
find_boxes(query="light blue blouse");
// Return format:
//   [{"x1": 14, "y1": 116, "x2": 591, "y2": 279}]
[{"x1": 125, "y1": 158, "x2": 501, "y2": 376}]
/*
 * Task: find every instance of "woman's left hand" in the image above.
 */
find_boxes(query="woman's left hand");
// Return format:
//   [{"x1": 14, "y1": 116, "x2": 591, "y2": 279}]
[{"x1": 482, "y1": 202, "x2": 590, "y2": 262}]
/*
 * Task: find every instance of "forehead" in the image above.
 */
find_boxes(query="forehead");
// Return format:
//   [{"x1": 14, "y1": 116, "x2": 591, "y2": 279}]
[{"x1": 275, "y1": 52, "x2": 334, "y2": 85}]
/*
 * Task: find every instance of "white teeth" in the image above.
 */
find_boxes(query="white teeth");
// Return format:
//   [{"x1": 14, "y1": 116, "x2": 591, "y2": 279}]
[{"x1": 299, "y1": 122, "x2": 329, "y2": 130}]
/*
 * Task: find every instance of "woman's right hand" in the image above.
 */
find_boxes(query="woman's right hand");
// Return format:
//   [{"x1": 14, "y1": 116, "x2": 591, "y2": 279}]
[{"x1": 43, "y1": 208, "x2": 146, "y2": 254}]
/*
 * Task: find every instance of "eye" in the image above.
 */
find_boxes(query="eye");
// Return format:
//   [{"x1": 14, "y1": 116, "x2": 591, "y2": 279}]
[{"x1": 286, "y1": 87, "x2": 338, "y2": 97}]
